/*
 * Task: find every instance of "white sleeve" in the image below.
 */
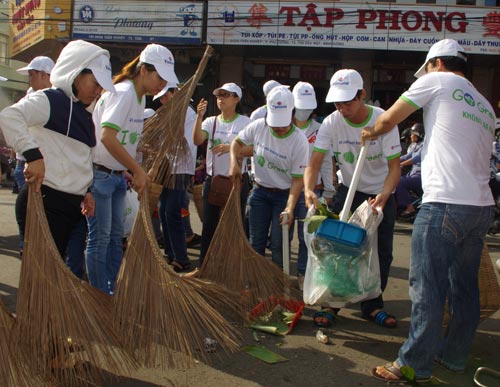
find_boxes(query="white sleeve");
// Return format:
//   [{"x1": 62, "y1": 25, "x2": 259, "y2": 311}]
[
  {"x1": 319, "y1": 148, "x2": 334, "y2": 191},
  {"x1": 0, "y1": 92, "x2": 50, "y2": 155}
]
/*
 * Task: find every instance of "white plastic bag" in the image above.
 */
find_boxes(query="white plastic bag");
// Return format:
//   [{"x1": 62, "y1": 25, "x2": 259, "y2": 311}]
[
  {"x1": 123, "y1": 189, "x2": 139, "y2": 238},
  {"x1": 303, "y1": 200, "x2": 383, "y2": 308}
]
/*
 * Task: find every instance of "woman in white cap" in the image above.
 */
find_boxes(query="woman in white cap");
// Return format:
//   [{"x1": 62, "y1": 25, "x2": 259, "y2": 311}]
[
  {"x1": 291, "y1": 81, "x2": 335, "y2": 289},
  {"x1": 229, "y1": 86, "x2": 309, "y2": 268},
  {"x1": 0, "y1": 40, "x2": 115, "y2": 260},
  {"x1": 193, "y1": 82, "x2": 251, "y2": 265},
  {"x1": 86, "y1": 43, "x2": 179, "y2": 294}
]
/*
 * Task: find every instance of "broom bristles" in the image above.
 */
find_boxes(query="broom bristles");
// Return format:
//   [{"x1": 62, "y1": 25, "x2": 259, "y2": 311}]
[
  {"x1": 15, "y1": 186, "x2": 137, "y2": 386},
  {"x1": 114, "y1": 189, "x2": 242, "y2": 369},
  {"x1": 0, "y1": 297, "x2": 55, "y2": 387},
  {"x1": 198, "y1": 179, "x2": 296, "y2": 311}
]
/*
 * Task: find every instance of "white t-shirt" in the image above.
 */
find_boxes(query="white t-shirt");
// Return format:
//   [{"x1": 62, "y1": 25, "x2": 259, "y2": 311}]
[
  {"x1": 401, "y1": 71, "x2": 495, "y2": 206},
  {"x1": 314, "y1": 105, "x2": 401, "y2": 195},
  {"x1": 202, "y1": 114, "x2": 250, "y2": 176},
  {"x1": 296, "y1": 119, "x2": 334, "y2": 190},
  {"x1": 250, "y1": 105, "x2": 266, "y2": 121},
  {"x1": 93, "y1": 80, "x2": 145, "y2": 170},
  {"x1": 237, "y1": 118, "x2": 309, "y2": 189}
]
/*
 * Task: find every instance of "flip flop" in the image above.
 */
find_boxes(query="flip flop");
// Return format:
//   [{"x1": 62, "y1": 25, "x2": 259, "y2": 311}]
[
  {"x1": 312, "y1": 308, "x2": 337, "y2": 327},
  {"x1": 371, "y1": 363, "x2": 405, "y2": 383},
  {"x1": 372, "y1": 363, "x2": 432, "y2": 384},
  {"x1": 364, "y1": 310, "x2": 397, "y2": 328}
]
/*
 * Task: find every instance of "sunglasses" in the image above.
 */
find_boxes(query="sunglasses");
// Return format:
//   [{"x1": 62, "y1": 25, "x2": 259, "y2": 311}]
[{"x1": 215, "y1": 92, "x2": 236, "y2": 99}]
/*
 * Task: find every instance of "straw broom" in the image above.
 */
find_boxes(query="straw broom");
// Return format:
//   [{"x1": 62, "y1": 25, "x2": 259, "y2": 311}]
[
  {"x1": 14, "y1": 185, "x2": 136, "y2": 387},
  {"x1": 0, "y1": 297, "x2": 54, "y2": 387},
  {"x1": 114, "y1": 45, "x2": 243, "y2": 368},
  {"x1": 197, "y1": 179, "x2": 296, "y2": 311},
  {"x1": 113, "y1": 188, "x2": 242, "y2": 368}
]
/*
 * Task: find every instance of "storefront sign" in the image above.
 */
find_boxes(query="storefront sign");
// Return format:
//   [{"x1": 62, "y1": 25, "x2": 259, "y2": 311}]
[
  {"x1": 9, "y1": 0, "x2": 71, "y2": 57},
  {"x1": 207, "y1": 1, "x2": 500, "y2": 55},
  {"x1": 72, "y1": 0, "x2": 203, "y2": 44}
]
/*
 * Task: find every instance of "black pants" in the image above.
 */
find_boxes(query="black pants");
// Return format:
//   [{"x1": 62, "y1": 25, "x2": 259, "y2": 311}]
[{"x1": 16, "y1": 184, "x2": 84, "y2": 258}]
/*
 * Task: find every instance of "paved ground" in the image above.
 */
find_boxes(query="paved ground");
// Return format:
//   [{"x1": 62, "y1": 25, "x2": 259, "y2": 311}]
[{"x1": 1, "y1": 184, "x2": 500, "y2": 387}]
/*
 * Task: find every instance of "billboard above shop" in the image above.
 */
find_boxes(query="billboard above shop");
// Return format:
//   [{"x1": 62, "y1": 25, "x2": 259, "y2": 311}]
[
  {"x1": 9, "y1": 0, "x2": 71, "y2": 58},
  {"x1": 72, "y1": 0, "x2": 203, "y2": 45},
  {"x1": 207, "y1": 1, "x2": 500, "y2": 55}
]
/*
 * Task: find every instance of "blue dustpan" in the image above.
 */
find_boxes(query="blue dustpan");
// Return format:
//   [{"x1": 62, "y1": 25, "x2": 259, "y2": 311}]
[{"x1": 316, "y1": 145, "x2": 368, "y2": 248}]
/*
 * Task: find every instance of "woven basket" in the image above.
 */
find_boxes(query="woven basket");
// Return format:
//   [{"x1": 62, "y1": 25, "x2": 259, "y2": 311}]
[
  {"x1": 443, "y1": 244, "x2": 500, "y2": 326},
  {"x1": 191, "y1": 183, "x2": 204, "y2": 223}
]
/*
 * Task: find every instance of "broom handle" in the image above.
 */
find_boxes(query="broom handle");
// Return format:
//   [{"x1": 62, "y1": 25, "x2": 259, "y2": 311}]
[
  {"x1": 340, "y1": 144, "x2": 368, "y2": 222},
  {"x1": 281, "y1": 211, "x2": 290, "y2": 275}
]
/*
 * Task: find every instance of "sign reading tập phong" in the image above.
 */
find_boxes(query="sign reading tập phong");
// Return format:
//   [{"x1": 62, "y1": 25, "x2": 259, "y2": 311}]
[{"x1": 207, "y1": 1, "x2": 500, "y2": 55}]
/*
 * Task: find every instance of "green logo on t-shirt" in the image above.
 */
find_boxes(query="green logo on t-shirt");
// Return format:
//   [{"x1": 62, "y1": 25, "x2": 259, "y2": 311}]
[
  {"x1": 343, "y1": 151, "x2": 355, "y2": 164},
  {"x1": 257, "y1": 155, "x2": 265, "y2": 167},
  {"x1": 130, "y1": 132, "x2": 138, "y2": 144}
]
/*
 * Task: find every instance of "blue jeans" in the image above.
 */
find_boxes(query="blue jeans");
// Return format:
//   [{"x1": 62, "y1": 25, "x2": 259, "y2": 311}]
[
  {"x1": 248, "y1": 186, "x2": 291, "y2": 267},
  {"x1": 396, "y1": 202, "x2": 494, "y2": 378},
  {"x1": 86, "y1": 170, "x2": 126, "y2": 294},
  {"x1": 14, "y1": 160, "x2": 25, "y2": 190},
  {"x1": 332, "y1": 184, "x2": 396, "y2": 316},
  {"x1": 292, "y1": 189, "x2": 321, "y2": 276},
  {"x1": 159, "y1": 187, "x2": 190, "y2": 265},
  {"x1": 395, "y1": 174, "x2": 422, "y2": 210}
]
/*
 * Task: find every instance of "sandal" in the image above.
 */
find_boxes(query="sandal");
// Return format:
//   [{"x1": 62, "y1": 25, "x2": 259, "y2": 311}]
[
  {"x1": 363, "y1": 310, "x2": 397, "y2": 328},
  {"x1": 372, "y1": 363, "x2": 431, "y2": 384},
  {"x1": 171, "y1": 260, "x2": 191, "y2": 273},
  {"x1": 312, "y1": 307, "x2": 338, "y2": 327}
]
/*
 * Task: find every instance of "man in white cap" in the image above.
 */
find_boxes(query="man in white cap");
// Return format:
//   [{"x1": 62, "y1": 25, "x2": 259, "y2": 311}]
[
  {"x1": 250, "y1": 79, "x2": 285, "y2": 121},
  {"x1": 304, "y1": 69, "x2": 401, "y2": 329},
  {"x1": 291, "y1": 81, "x2": 334, "y2": 290},
  {"x1": 16, "y1": 56, "x2": 55, "y2": 93},
  {"x1": 365, "y1": 39, "x2": 495, "y2": 383},
  {"x1": 229, "y1": 86, "x2": 309, "y2": 267}
]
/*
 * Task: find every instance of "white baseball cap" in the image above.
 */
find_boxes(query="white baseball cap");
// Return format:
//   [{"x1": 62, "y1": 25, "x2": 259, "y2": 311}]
[
  {"x1": 153, "y1": 85, "x2": 175, "y2": 101},
  {"x1": 144, "y1": 108, "x2": 155, "y2": 119},
  {"x1": 213, "y1": 83, "x2": 242, "y2": 99},
  {"x1": 139, "y1": 44, "x2": 179, "y2": 86},
  {"x1": 17, "y1": 56, "x2": 55, "y2": 75},
  {"x1": 86, "y1": 54, "x2": 116, "y2": 93},
  {"x1": 263, "y1": 80, "x2": 282, "y2": 97},
  {"x1": 414, "y1": 39, "x2": 467, "y2": 78},
  {"x1": 266, "y1": 86, "x2": 295, "y2": 127},
  {"x1": 325, "y1": 69, "x2": 363, "y2": 103},
  {"x1": 292, "y1": 81, "x2": 317, "y2": 109}
]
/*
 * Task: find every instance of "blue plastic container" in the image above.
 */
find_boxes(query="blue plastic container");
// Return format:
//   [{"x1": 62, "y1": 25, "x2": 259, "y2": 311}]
[{"x1": 315, "y1": 218, "x2": 367, "y2": 248}]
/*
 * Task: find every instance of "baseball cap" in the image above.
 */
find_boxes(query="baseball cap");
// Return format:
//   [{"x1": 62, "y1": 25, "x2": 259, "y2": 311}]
[
  {"x1": 266, "y1": 86, "x2": 295, "y2": 127},
  {"x1": 139, "y1": 44, "x2": 179, "y2": 86},
  {"x1": 292, "y1": 81, "x2": 317, "y2": 109},
  {"x1": 86, "y1": 54, "x2": 116, "y2": 93},
  {"x1": 16, "y1": 56, "x2": 55, "y2": 75},
  {"x1": 414, "y1": 39, "x2": 467, "y2": 78},
  {"x1": 213, "y1": 83, "x2": 242, "y2": 99},
  {"x1": 263, "y1": 80, "x2": 282, "y2": 97},
  {"x1": 144, "y1": 108, "x2": 155, "y2": 119},
  {"x1": 153, "y1": 85, "x2": 175, "y2": 101},
  {"x1": 325, "y1": 69, "x2": 363, "y2": 103}
]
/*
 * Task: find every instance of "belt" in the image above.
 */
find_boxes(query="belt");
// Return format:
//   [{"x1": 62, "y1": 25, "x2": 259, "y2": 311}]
[
  {"x1": 93, "y1": 163, "x2": 125, "y2": 175},
  {"x1": 254, "y1": 182, "x2": 289, "y2": 193}
]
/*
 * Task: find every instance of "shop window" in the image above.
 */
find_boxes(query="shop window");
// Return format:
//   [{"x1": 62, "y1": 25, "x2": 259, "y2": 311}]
[
  {"x1": 266, "y1": 64, "x2": 290, "y2": 79},
  {"x1": 456, "y1": 0, "x2": 476, "y2": 4}
]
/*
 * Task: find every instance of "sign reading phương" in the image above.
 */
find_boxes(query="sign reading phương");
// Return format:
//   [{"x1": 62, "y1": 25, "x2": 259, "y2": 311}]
[
  {"x1": 207, "y1": 1, "x2": 500, "y2": 55},
  {"x1": 72, "y1": 0, "x2": 203, "y2": 44}
]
